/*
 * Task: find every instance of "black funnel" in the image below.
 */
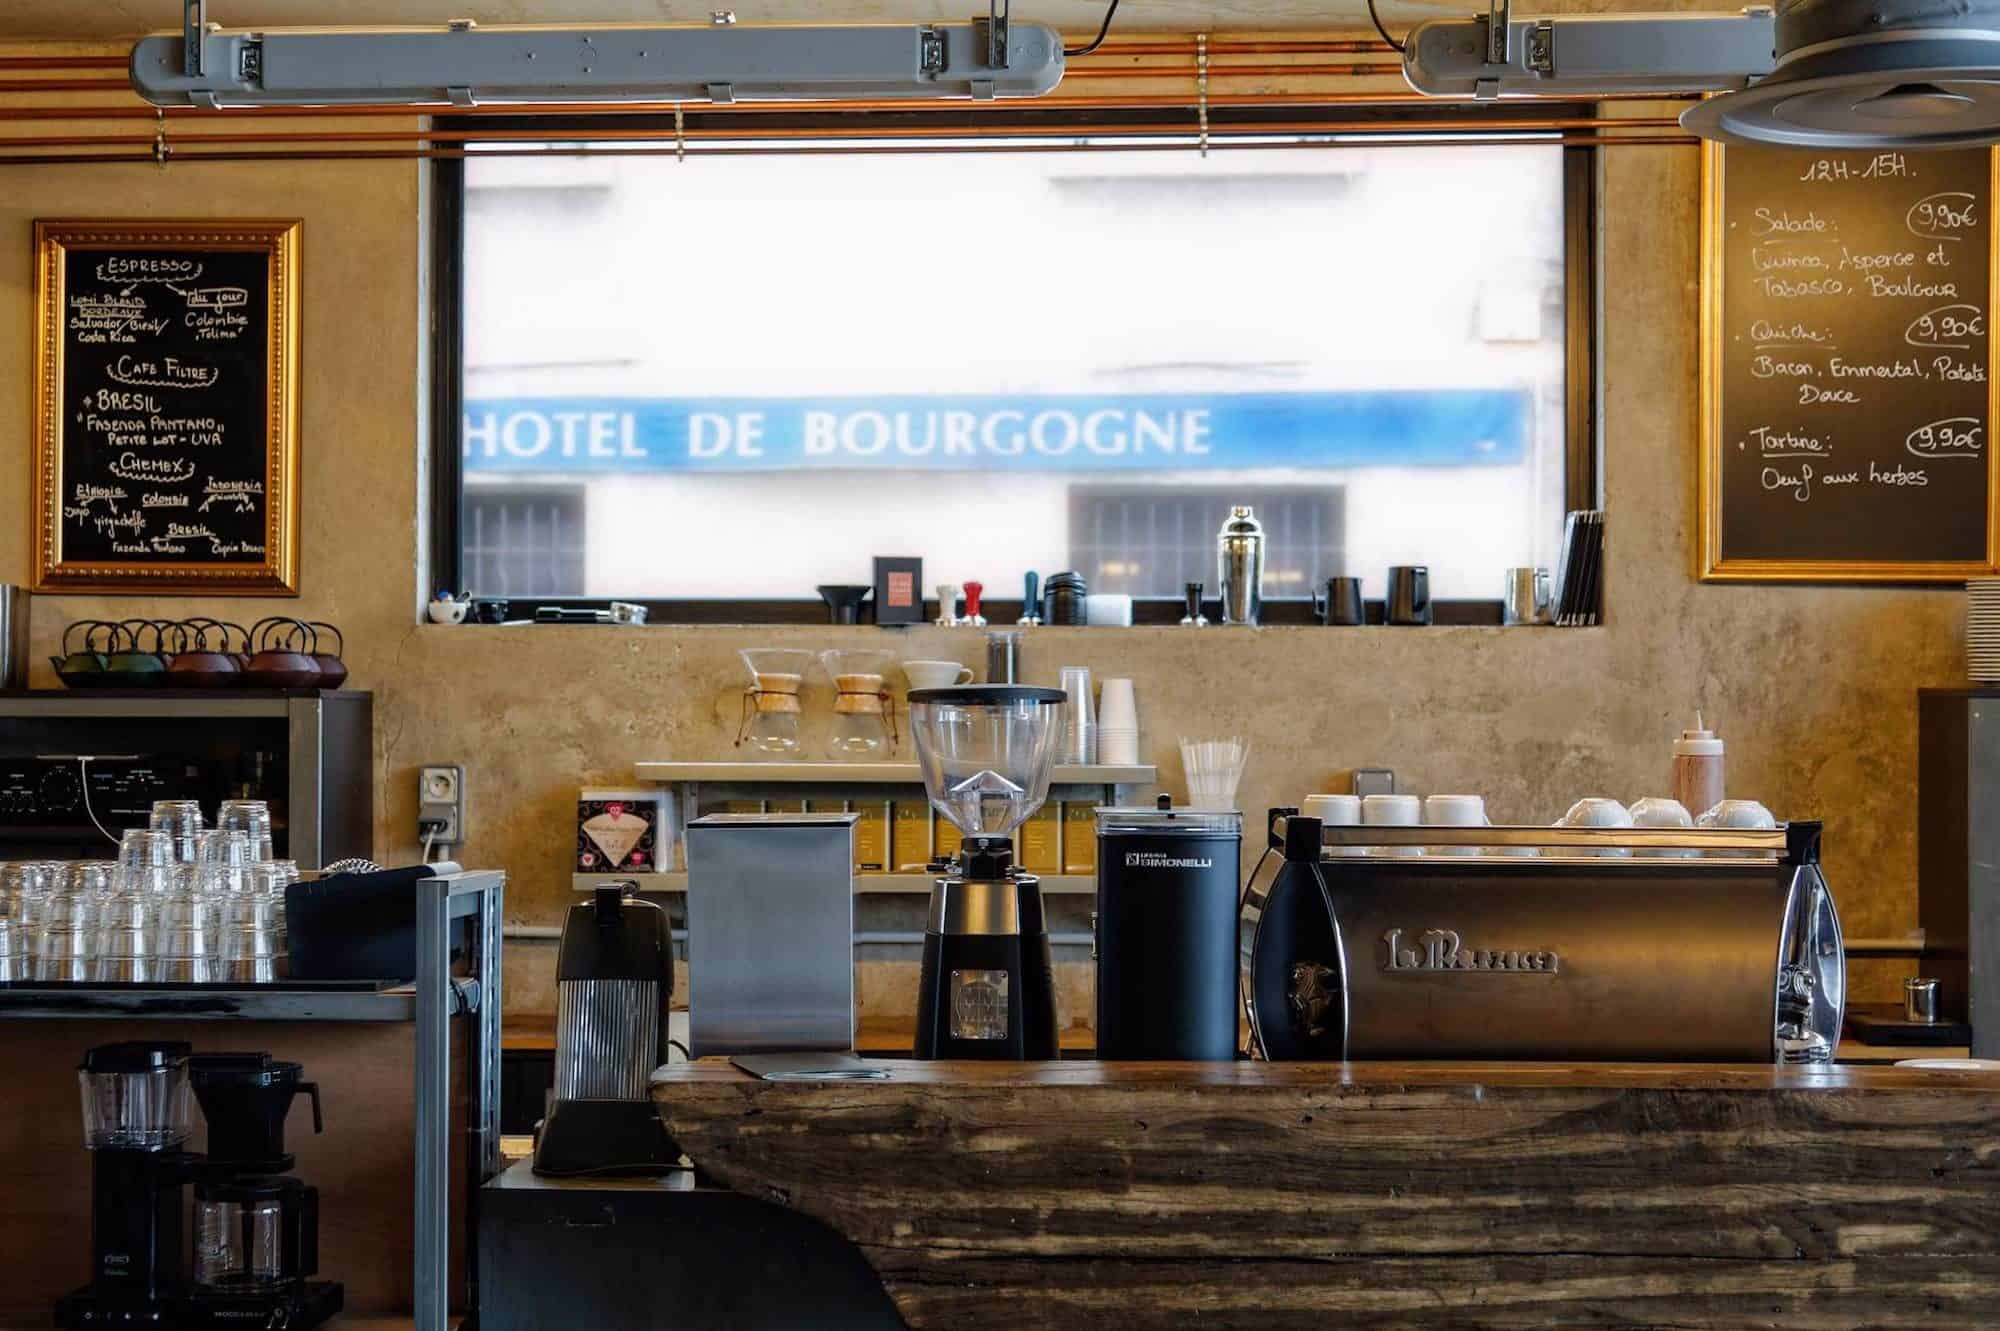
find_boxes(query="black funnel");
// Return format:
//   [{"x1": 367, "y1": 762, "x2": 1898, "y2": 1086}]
[
  {"x1": 815, "y1": 584, "x2": 872, "y2": 625},
  {"x1": 190, "y1": 1053, "x2": 322, "y2": 1170}
]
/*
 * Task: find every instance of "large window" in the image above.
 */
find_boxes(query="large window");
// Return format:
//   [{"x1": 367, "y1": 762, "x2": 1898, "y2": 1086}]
[{"x1": 440, "y1": 114, "x2": 1590, "y2": 617}]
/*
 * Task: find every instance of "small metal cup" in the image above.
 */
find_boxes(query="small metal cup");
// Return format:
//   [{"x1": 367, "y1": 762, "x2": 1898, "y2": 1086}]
[
  {"x1": 1905, "y1": 976, "x2": 1942, "y2": 1024},
  {"x1": 1504, "y1": 567, "x2": 1552, "y2": 626}
]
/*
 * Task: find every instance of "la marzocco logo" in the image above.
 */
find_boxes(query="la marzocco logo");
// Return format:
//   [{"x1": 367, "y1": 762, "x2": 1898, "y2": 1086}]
[
  {"x1": 1381, "y1": 927, "x2": 1561, "y2": 974},
  {"x1": 1125, "y1": 851, "x2": 1213, "y2": 869}
]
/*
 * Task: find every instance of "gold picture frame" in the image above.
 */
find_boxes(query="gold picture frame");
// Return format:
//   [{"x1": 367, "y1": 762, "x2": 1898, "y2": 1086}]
[
  {"x1": 1697, "y1": 142, "x2": 2000, "y2": 582},
  {"x1": 32, "y1": 218, "x2": 301, "y2": 594}
]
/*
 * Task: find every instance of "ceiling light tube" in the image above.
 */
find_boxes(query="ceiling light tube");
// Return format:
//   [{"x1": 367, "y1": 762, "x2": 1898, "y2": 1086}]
[{"x1": 131, "y1": 19, "x2": 1066, "y2": 108}]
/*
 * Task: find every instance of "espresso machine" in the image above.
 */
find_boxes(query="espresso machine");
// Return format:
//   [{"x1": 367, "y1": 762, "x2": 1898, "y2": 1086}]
[
  {"x1": 1240, "y1": 812, "x2": 1846, "y2": 1063},
  {"x1": 909, "y1": 684, "x2": 1066, "y2": 1060},
  {"x1": 58, "y1": 1042, "x2": 341, "y2": 1330}
]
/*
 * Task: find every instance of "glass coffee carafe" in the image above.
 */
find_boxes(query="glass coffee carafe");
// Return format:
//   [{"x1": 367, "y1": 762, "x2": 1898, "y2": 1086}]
[
  {"x1": 736, "y1": 648, "x2": 814, "y2": 761},
  {"x1": 820, "y1": 648, "x2": 897, "y2": 760}
]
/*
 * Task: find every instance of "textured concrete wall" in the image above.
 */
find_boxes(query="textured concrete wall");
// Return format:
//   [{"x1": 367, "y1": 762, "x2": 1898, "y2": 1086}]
[{"x1": 0, "y1": 133, "x2": 1961, "y2": 1020}]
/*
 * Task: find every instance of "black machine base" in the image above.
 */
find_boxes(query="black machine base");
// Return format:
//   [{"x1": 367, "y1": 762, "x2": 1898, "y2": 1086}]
[
  {"x1": 533, "y1": 1096, "x2": 681, "y2": 1177},
  {"x1": 57, "y1": 1279, "x2": 342, "y2": 1329}
]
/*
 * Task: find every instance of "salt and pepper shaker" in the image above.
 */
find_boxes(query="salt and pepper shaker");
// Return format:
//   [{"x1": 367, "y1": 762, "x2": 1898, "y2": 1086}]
[
  {"x1": 935, "y1": 583, "x2": 961, "y2": 628},
  {"x1": 1671, "y1": 711, "x2": 1725, "y2": 818},
  {"x1": 962, "y1": 581, "x2": 988, "y2": 628}
]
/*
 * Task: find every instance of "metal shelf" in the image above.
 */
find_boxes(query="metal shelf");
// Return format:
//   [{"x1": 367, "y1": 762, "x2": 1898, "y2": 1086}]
[
  {"x1": 0, "y1": 984, "x2": 417, "y2": 1021},
  {"x1": 575, "y1": 871, "x2": 1097, "y2": 896},
  {"x1": 633, "y1": 761, "x2": 1154, "y2": 786},
  {"x1": 0, "y1": 688, "x2": 370, "y2": 719}
]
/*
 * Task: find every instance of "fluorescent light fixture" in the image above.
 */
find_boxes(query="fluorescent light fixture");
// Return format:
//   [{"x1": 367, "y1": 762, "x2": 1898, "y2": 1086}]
[
  {"x1": 1403, "y1": 0, "x2": 2000, "y2": 149},
  {"x1": 131, "y1": 14, "x2": 1065, "y2": 108}
]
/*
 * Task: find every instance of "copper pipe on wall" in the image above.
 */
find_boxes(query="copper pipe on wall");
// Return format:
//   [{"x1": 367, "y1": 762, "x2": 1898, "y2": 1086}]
[
  {"x1": 0, "y1": 115, "x2": 1682, "y2": 150},
  {"x1": 0, "y1": 89, "x2": 1680, "y2": 125},
  {"x1": 0, "y1": 132, "x2": 1699, "y2": 167},
  {"x1": 0, "y1": 55, "x2": 130, "y2": 69},
  {"x1": 0, "y1": 119, "x2": 1679, "y2": 151},
  {"x1": 1063, "y1": 63, "x2": 1406, "y2": 79}
]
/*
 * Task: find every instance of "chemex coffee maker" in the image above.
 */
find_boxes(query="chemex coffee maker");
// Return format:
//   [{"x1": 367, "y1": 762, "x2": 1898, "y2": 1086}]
[
  {"x1": 58, "y1": 1041, "x2": 341, "y2": 1330},
  {"x1": 909, "y1": 684, "x2": 1066, "y2": 1060}
]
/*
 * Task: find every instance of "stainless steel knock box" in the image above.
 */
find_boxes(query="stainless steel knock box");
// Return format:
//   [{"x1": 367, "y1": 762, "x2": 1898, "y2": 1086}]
[{"x1": 685, "y1": 813, "x2": 857, "y2": 1057}]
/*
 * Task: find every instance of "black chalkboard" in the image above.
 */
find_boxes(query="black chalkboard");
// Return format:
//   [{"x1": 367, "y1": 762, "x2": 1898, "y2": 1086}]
[
  {"x1": 33, "y1": 221, "x2": 300, "y2": 594},
  {"x1": 1701, "y1": 145, "x2": 1999, "y2": 580}
]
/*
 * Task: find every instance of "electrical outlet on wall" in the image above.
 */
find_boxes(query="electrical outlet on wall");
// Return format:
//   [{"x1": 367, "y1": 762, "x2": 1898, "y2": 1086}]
[{"x1": 418, "y1": 764, "x2": 465, "y2": 847}]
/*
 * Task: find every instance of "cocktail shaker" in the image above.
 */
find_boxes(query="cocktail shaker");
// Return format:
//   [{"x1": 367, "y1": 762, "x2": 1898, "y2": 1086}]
[{"x1": 1216, "y1": 507, "x2": 1264, "y2": 626}]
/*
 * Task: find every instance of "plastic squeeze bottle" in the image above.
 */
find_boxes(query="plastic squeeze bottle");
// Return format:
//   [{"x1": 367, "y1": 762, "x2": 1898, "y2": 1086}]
[{"x1": 1671, "y1": 711, "x2": 1725, "y2": 819}]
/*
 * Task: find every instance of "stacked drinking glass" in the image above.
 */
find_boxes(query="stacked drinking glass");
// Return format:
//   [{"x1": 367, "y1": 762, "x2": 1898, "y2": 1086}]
[{"x1": 0, "y1": 800, "x2": 294, "y2": 985}]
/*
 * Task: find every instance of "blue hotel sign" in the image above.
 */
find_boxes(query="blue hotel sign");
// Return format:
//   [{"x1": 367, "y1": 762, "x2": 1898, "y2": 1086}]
[{"x1": 461, "y1": 390, "x2": 1529, "y2": 473}]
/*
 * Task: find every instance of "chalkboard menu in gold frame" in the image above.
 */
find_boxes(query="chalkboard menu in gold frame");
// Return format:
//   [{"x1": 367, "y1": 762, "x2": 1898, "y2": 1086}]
[
  {"x1": 31, "y1": 219, "x2": 301, "y2": 594},
  {"x1": 1699, "y1": 143, "x2": 2000, "y2": 582}
]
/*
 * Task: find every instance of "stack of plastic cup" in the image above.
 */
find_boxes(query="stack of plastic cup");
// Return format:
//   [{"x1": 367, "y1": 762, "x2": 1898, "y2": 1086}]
[{"x1": 1097, "y1": 678, "x2": 1139, "y2": 766}]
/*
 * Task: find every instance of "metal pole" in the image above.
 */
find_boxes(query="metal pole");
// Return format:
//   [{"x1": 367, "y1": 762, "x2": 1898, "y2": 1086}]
[{"x1": 414, "y1": 876, "x2": 449, "y2": 1331}]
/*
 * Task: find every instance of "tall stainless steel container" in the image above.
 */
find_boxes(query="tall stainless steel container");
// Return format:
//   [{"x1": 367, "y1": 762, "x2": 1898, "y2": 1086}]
[
  {"x1": 686, "y1": 812, "x2": 857, "y2": 1056},
  {"x1": 1216, "y1": 507, "x2": 1265, "y2": 626},
  {"x1": 0, "y1": 586, "x2": 28, "y2": 690}
]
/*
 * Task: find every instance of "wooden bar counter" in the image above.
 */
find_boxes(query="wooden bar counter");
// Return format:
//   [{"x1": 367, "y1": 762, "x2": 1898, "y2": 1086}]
[{"x1": 653, "y1": 1059, "x2": 2000, "y2": 1330}]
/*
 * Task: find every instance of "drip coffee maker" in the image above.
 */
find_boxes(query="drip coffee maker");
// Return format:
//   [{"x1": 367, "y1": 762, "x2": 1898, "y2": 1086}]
[
  {"x1": 820, "y1": 648, "x2": 898, "y2": 760},
  {"x1": 58, "y1": 1043, "x2": 342, "y2": 1330},
  {"x1": 908, "y1": 685, "x2": 1066, "y2": 1059},
  {"x1": 736, "y1": 648, "x2": 814, "y2": 760}
]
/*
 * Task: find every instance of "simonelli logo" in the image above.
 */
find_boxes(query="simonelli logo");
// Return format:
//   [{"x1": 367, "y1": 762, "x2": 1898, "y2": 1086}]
[
  {"x1": 1125, "y1": 851, "x2": 1214, "y2": 869},
  {"x1": 1382, "y1": 928, "x2": 1560, "y2": 974}
]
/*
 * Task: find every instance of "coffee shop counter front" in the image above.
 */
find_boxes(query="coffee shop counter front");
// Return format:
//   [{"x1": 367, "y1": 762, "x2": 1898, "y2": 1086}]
[{"x1": 648, "y1": 1057, "x2": 2000, "y2": 1331}]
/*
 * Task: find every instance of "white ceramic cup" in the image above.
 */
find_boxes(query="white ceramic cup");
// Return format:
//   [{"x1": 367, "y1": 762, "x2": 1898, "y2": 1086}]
[
  {"x1": 1557, "y1": 796, "x2": 1634, "y2": 857},
  {"x1": 1361, "y1": 793, "x2": 1423, "y2": 857},
  {"x1": 903, "y1": 660, "x2": 974, "y2": 690},
  {"x1": 1084, "y1": 593, "x2": 1134, "y2": 627},
  {"x1": 1628, "y1": 796, "x2": 1696, "y2": 858},
  {"x1": 1423, "y1": 794, "x2": 1487, "y2": 856},
  {"x1": 1697, "y1": 798, "x2": 1779, "y2": 858},
  {"x1": 1098, "y1": 679, "x2": 1138, "y2": 730},
  {"x1": 426, "y1": 598, "x2": 468, "y2": 625},
  {"x1": 1302, "y1": 794, "x2": 1362, "y2": 856},
  {"x1": 1697, "y1": 798, "x2": 1776, "y2": 829}
]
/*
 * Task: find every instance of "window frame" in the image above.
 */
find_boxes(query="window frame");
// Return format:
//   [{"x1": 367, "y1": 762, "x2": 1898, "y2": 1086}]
[{"x1": 427, "y1": 107, "x2": 1599, "y2": 626}]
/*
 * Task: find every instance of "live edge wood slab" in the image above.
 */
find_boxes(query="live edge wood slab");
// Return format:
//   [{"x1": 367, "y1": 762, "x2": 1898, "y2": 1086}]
[{"x1": 652, "y1": 1060, "x2": 2000, "y2": 1330}]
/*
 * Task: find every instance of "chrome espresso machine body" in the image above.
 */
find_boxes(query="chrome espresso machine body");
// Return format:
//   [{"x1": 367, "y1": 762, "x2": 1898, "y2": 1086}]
[{"x1": 1241, "y1": 813, "x2": 1846, "y2": 1063}]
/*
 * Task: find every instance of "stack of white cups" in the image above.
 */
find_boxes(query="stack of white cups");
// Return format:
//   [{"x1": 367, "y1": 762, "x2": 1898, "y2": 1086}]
[{"x1": 1097, "y1": 678, "x2": 1139, "y2": 766}]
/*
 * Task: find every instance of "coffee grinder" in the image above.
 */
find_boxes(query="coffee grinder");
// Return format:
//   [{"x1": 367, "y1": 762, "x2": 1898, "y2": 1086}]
[
  {"x1": 58, "y1": 1043, "x2": 342, "y2": 1330},
  {"x1": 908, "y1": 684, "x2": 1067, "y2": 1059}
]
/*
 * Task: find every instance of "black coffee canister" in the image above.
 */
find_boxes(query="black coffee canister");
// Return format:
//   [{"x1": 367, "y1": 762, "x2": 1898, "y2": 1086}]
[{"x1": 1095, "y1": 798, "x2": 1243, "y2": 1060}]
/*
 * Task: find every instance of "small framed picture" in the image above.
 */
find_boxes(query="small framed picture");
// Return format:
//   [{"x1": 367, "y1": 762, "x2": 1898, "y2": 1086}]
[
  {"x1": 872, "y1": 556, "x2": 924, "y2": 626},
  {"x1": 577, "y1": 788, "x2": 671, "y2": 873}
]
